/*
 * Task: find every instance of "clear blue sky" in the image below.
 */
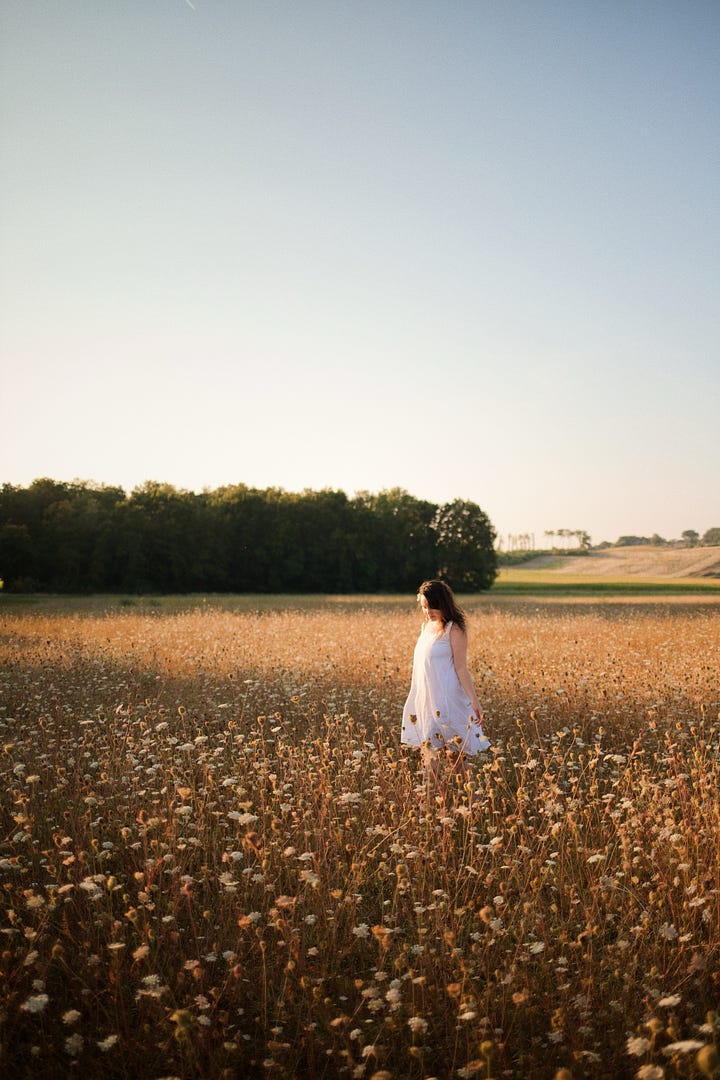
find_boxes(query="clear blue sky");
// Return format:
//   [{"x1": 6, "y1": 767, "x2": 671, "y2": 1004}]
[{"x1": 1, "y1": 0, "x2": 718, "y2": 546}]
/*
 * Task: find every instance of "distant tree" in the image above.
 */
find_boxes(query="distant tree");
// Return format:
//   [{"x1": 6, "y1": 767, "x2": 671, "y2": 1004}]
[
  {"x1": 615, "y1": 536, "x2": 650, "y2": 547},
  {"x1": 702, "y1": 527, "x2": 720, "y2": 546},
  {"x1": 0, "y1": 522, "x2": 34, "y2": 590},
  {"x1": 126, "y1": 482, "x2": 206, "y2": 592},
  {"x1": 0, "y1": 478, "x2": 127, "y2": 591},
  {"x1": 0, "y1": 479, "x2": 502, "y2": 594},
  {"x1": 432, "y1": 499, "x2": 497, "y2": 590},
  {"x1": 289, "y1": 488, "x2": 355, "y2": 591},
  {"x1": 353, "y1": 488, "x2": 436, "y2": 592},
  {"x1": 206, "y1": 484, "x2": 274, "y2": 592},
  {"x1": 681, "y1": 530, "x2": 699, "y2": 547},
  {"x1": 650, "y1": 534, "x2": 667, "y2": 546}
]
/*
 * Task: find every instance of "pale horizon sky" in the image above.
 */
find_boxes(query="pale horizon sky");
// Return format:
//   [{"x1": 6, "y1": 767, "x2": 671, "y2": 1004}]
[{"x1": 1, "y1": 0, "x2": 718, "y2": 547}]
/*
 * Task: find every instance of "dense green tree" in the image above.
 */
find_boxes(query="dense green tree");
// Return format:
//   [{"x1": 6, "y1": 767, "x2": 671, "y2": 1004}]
[
  {"x1": 431, "y1": 499, "x2": 497, "y2": 591},
  {"x1": 353, "y1": 488, "x2": 437, "y2": 592},
  {"x1": 702, "y1": 526, "x2": 720, "y2": 546},
  {"x1": 615, "y1": 536, "x2": 652, "y2": 547},
  {"x1": 0, "y1": 523, "x2": 35, "y2": 590},
  {"x1": 0, "y1": 479, "x2": 498, "y2": 594},
  {"x1": 0, "y1": 479, "x2": 127, "y2": 591},
  {"x1": 206, "y1": 485, "x2": 264, "y2": 591}
]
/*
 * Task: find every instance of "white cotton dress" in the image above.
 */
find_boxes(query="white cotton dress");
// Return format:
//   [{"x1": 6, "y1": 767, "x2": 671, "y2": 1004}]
[{"x1": 401, "y1": 620, "x2": 490, "y2": 756}]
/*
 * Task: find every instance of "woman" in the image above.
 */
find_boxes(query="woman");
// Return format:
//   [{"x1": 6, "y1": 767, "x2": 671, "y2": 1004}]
[{"x1": 401, "y1": 579, "x2": 490, "y2": 789}]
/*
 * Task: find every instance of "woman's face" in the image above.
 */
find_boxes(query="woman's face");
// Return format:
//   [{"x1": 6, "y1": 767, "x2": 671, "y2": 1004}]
[{"x1": 419, "y1": 595, "x2": 442, "y2": 622}]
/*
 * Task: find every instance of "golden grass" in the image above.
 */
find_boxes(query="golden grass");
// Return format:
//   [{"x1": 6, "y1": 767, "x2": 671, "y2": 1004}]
[
  {"x1": 496, "y1": 568, "x2": 720, "y2": 592},
  {"x1": 523, "y1": 546, "x2": 720, "y2": 579},
  {"x1": 1, "y1": 597, "x2": 720, "y2": 1079}
]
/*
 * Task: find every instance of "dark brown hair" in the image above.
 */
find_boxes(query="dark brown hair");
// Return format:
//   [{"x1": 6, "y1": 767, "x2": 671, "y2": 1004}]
[{"x1": 417, "y1": 579, "x2": 467, "y2": 632}]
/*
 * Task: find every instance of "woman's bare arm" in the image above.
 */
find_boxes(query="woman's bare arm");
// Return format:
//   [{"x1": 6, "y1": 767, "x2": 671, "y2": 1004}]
[{"x1": 449, "y1": 623, "x2": 484, "y2": 720}]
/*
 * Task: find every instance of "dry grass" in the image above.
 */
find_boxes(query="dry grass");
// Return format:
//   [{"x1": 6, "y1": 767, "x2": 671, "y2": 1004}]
[
  {"x1": 514, "y1": 545, "x2": 720, "y2": 580},
  {"x1": 1, "y1": 597, "x2": 720, "y2": 1079}
]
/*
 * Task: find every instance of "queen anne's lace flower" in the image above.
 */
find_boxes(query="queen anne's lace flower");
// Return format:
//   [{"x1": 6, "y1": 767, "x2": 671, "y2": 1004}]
[{"x1": 21, "y1": 994, "x2": 49, "y2": 1014}]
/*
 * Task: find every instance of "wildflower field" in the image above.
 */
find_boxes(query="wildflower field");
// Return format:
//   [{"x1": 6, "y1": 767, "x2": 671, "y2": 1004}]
[{"x1": 1, "y1": 595, "x2": 720, "y2": 1079}]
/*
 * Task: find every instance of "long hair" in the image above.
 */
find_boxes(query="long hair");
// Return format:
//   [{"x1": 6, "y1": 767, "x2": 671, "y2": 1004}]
[{"x1": 417, "y1": 579, "x2": 467, "y2": 632}]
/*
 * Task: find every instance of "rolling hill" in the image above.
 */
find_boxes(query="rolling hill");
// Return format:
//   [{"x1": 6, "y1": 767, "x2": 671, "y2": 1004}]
[{"x1": 518, "y1": 545, "x2": 720, "y2": 578}]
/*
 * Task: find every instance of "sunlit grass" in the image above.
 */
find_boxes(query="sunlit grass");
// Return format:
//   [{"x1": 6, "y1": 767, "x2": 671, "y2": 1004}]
[
  {"x1": 1, "y1": 598, "x2": 719, "y2": 1078},
  {"x1": 495, "y1": 569, "x2": 720, "y2": 595}
]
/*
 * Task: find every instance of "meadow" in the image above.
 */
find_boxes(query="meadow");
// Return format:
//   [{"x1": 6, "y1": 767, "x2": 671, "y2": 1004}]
[
  {"x1": 495, "y1": 545, "x2": 720, "y2": 598},
  {"x1": 1, "y1": 594, "x2": 720, "y2": 1079}
]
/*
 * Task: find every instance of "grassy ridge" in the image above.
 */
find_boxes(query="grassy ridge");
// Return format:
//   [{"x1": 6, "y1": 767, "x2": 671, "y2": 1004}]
[{"x1": 494, "y1": 568, "x2": 720, "y2": 595}]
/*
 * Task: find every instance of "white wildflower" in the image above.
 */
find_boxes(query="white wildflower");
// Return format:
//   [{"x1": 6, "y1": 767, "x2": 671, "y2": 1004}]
[
  {"x1": 662, "y1": 1040, "x2": 705, "y2": 1055},
  {"x1": 337, "y1": 792, "x2": 362, "y2": 805},
  {"x1": 21, "y1": 994, "x2": 49, "y2": 1014},
  {"x1": 627, "y1": 1036, "x2": 651, "y2": 1056},
  {"x1": 64, "y1": 1033, "x2": 84, "y2": 1056}
]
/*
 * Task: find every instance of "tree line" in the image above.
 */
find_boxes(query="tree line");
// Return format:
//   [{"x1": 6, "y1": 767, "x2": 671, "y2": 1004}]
[
  {"x1": 499, "y1": 529, "x2": 592, "y2": 552},
  {"x1": 606, "y1": 529, "x2": 720, "y2": 548},
  {"x1": 0, "y1": 479, "x2": 498, "y2": 595}
]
